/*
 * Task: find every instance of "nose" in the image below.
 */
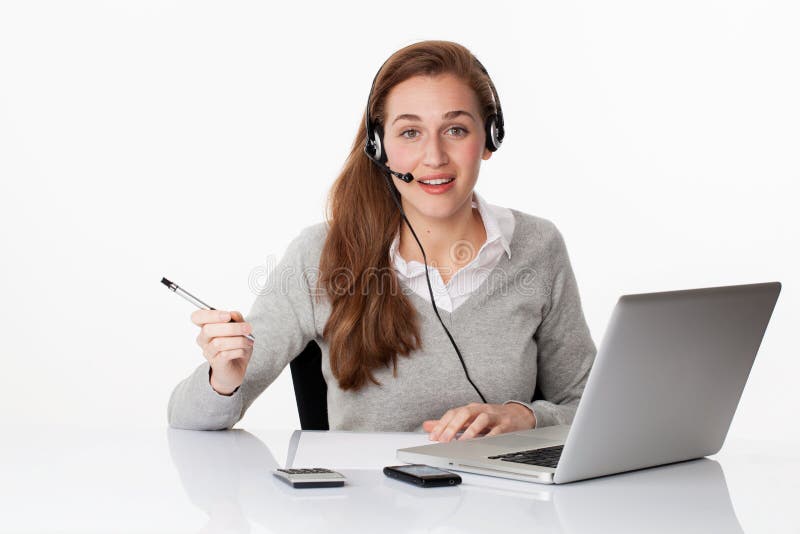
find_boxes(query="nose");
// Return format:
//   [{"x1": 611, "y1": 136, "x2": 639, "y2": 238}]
[{"x1": 422, "y1": 134, "x2": 449, "y2": 168}]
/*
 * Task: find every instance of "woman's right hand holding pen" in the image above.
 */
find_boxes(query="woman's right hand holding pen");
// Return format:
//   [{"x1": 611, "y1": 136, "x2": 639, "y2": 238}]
[{"x1": 192, "y1": 309, "x2": 254, "y2": 396}]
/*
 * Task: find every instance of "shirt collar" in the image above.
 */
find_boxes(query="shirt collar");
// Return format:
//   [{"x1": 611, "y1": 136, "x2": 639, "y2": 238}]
[
  {"x1": 473, "y1": 190, "x2": 513, "y2": 259},
  {"x1": 388, "y1": 190, "x2": 513, "y2": 272}
]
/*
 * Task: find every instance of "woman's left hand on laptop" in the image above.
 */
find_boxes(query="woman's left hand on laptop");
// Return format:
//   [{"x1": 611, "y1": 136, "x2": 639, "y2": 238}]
[{"x1": 422, "y1": 402, "x2": 537, "y2": 443}]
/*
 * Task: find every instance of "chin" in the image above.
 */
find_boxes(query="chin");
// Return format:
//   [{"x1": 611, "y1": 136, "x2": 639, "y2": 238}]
[{"x1": 410, "y1": 195, "x2": 468, "y2": 220}]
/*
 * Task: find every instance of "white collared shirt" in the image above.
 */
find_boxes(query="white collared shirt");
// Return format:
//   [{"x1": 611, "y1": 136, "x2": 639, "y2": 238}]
[{"x1": 389, "y1": 191, "x2": 515, "y2": 313}]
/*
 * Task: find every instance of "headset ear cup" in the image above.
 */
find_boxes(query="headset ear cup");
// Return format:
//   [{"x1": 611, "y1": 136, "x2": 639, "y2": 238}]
[
  {"x1": 374, "y1": 123, "x2": 388, "y2": 164},
  {"x1": 484, "y1": 114, "x2": 500, "y2": 152}
]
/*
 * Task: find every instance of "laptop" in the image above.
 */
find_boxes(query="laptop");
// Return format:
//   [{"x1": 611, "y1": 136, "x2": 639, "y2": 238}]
[{"x1": 397, "y1": 282, "x2": 781, "y2": 484}]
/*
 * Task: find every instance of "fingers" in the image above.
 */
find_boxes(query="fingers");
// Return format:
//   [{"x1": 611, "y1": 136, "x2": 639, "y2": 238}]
[
  {"x1": 191, "y1": 309, "x2": 245, "y2": 327},
  {"x1": 428, "y1": 411, "x2": 454, "y2": 441},
  {"x1": 201, "y1": 320, "x2": 252, "y2": 340},
  {"x1": 194, "y1": 312, "x2": 252, "y2": 347},
  {"x1": 213, "y1": 348, "x2": 250, "y2": 364},
  {"x1": 485, "y1": 426, "x2": 504, "y2": 437},
  {"x1": 191, "y1": 309, "x2": 231, "y2": 326},
  {"x1": 431, "y1": 403, "x2": 482, "y2": 443},
  {"x1": 198, "y1": 336, "x2": 253, "y2": 361},
  {"x1": 427, "y1": 403, "x2": 526, "y2": 442},
  {"x1": 439, "y1": 410, "x2": 475, "y2": 443},
  {"x1": 459, "y1": 412, "x2": 493, "y2": 441}
]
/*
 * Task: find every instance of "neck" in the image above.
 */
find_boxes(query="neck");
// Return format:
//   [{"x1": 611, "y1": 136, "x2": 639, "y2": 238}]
[{"x1": 397, "y1": 192, "x2": 487, "y2": 270}]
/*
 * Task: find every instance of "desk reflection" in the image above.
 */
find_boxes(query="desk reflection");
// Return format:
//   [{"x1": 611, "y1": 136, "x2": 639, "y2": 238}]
[{"x1": 167, "y1": 429, "x2": 744, "y2": 534}]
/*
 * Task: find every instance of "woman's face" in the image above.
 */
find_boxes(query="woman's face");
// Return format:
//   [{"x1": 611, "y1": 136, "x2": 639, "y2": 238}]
[{"x1": 382, "y1": 73, "x2": 492, "y2": 220}]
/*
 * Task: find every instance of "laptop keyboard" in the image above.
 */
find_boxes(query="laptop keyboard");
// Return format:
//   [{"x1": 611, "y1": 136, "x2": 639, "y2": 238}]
[{"x1": 488, "y1": 445, "x2": 564, "y2": 468}]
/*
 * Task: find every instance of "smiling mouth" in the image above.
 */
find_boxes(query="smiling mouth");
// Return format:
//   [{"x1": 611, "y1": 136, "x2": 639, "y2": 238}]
[{"x1": 418, "y1": 176, "x2": 455, "y2": 185}]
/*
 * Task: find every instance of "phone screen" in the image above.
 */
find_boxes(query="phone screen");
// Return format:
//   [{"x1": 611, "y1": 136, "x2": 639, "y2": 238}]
[{"x1": 392, "y1": 465, "x2": 452, "y2": 478}]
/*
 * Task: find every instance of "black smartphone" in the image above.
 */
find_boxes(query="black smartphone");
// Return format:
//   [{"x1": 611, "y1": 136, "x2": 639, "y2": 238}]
[{"x1": 383, "y1": 464, "x2": 462, "y2": 487}]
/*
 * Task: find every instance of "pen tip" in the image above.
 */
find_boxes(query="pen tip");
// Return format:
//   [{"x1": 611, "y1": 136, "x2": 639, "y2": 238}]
[{"x1": 161, "y1": 277, "x2": 173, "y2": 288}]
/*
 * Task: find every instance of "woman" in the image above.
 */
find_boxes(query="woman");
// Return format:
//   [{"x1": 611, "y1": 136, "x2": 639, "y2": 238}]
[{"x1": 168, "y1": 40, "x2": 596, "y2": 443}]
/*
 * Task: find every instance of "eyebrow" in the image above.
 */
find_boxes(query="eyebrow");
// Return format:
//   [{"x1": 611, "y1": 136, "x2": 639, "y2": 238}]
[{"x1": 391, "y1": 110, "x2": 477, "y2": 126}]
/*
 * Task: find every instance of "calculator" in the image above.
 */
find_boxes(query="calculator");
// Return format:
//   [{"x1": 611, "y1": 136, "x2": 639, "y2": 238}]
[{"x1": 272, "y1": 468, "x2": 346, "y2": 488}]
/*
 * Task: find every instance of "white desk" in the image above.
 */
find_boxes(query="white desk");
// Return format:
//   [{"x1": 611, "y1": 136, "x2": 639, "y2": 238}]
[{"x1": 1, "y1": 426, "x2": 797, "y2": 533}]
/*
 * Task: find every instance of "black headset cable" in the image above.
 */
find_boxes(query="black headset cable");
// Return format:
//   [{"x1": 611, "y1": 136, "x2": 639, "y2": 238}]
[{"x1": 382, "y1": 174, "x2": 487, "y2": 403}]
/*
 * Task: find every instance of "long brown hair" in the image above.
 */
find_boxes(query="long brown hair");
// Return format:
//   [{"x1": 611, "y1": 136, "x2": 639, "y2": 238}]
[{"x1": 316, "y1": 40, "x2": 499, "y2": 391}]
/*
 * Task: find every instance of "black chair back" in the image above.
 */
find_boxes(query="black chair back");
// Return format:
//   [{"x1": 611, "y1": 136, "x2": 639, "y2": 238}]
[{"x1": 289, "y1": 340, "x2": 329, "y2": 430}]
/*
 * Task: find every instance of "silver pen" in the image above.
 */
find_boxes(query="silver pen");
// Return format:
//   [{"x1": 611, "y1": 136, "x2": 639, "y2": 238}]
[{"x1": 161, "y1": 277, "x2": 255, "y2": 342}]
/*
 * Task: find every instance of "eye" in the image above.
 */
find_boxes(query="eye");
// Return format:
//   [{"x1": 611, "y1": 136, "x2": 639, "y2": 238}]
[
  {"x1": 400, "y1": 129, "x2": 419, "y2": 139},
  {"x1": 447, "y1": 126, "x2": 468, "y2": 137}
]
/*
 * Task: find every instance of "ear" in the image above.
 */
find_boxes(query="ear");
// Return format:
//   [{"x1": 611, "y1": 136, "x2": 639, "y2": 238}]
[{"x1": 482, "y1": 147, "x2": 493, "y2": 160}]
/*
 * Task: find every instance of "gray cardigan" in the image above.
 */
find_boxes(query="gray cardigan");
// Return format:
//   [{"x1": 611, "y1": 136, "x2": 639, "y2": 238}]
[{"x1": 167, "y1": 209, "x2": 597, "y2": 432}]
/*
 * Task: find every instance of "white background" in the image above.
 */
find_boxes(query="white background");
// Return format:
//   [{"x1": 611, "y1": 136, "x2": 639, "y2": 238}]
[{"x1": 1, "y1": 1, "x2": 797, "y2": 441}]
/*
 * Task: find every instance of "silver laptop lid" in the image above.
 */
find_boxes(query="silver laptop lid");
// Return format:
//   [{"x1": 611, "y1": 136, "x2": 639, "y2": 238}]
[{"x1": 555, "y1": 281, "x2": 781, "y2": 484}]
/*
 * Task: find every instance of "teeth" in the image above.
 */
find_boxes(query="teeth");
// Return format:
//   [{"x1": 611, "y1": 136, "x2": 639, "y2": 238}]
[{"x1": 420, "y1": 177, "x2": 454, "y2": 185}]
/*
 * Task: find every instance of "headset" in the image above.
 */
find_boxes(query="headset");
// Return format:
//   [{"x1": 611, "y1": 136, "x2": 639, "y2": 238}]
[
  {"x1": 362, "y1": 53, "x2": 505, "y2": 404},
  {"x1": 364, "y1": 57, "x2": 505, "y2": 181}
]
